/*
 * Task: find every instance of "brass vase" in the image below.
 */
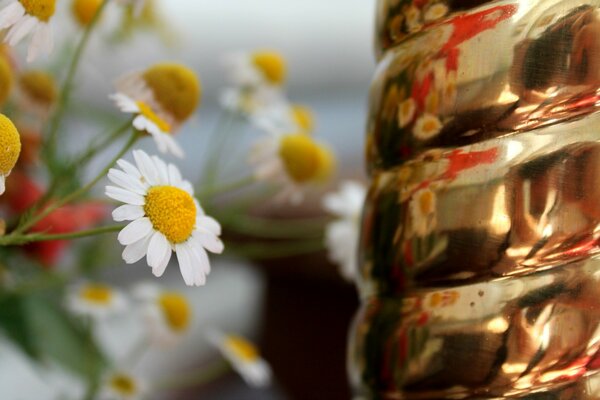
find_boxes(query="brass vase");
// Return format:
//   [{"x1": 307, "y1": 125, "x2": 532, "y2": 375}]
[{"x1": 349, "y1": 0, "x2": 600, "y2": 398}]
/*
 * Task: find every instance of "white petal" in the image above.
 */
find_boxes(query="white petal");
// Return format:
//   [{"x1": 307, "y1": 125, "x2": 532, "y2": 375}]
[
  {"x1": 151, "y1": 155, "x2": 169, "y2": 185},
  {"x1": 112, "y1": 204, "x2": 145, "y2": 222},
  {"x1": 190, "y1": 241, "x2": 211, "y2": 276},
  {"x1": 0, "y1": 2, "x2": 25, "y2": 30},
  {"x1": 110, "y1": 93, "x2": 139, "y2": 113},
  {"x1": 175, "y1": 243, "x2": 195, "y2": 286},
  {"x1": 118, "y1": 217, "x2": 153, "y2": 245},
  {"x1": 0, "y1": 174, "x2": 5, "y2": 195},
  {"x1": 167, "y1": 163, "x2": 183, "y2": 187},
  {"x1": 162, "y1": 134, "x2": 185, "y2": 158},
  {"x1": 133, "y1": 150, "x2": 160, "y2": 186},
  {"x1": 147, "y1": 231, "x2": 170, "y2": 269},
  {"x1": 194, "y1": 231, "x2": 224, "y2": 254},
  {"x1": 105, "y1": 185, "x2": 145, "y2": 205},
  {"x1": 108, "y1": 168, "x2": 147, "y2": 194},
  {"x1": 149, "y1": 130, "x2": 169, "y2": 154},
  {"x1": 152, "y1": 247, "x2": 172, "y2": 278},
  {"x1": 6, "y1": 14, "x2": 36, "y2": 46},
  {"x1": 117, "y1": 159, "x2": 142, "y2": 180},
  {"x1": 196, "y1": 215, "x2": 221, "y2": 236},
  {"x1": 122, "y1": 233, "x2": 152, "y2": 264}
]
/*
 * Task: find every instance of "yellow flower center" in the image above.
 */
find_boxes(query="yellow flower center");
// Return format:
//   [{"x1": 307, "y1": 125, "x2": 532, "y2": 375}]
[
  {"x1": 0, "y1": 57, "x2": 13, "y2": 106},
  {"x1": 143, "y1": 186, "x2": 196, "y2": 244},
  {"x1": 80, "y1": 284, "x2": 113, "y2": 305},
  {"x1": 291, "y1": 104, "x2": 315, "y2": 133},
  {"x1": 19, "y1": 70, "x2": 57, "y2": 107},
  {"x1": 278, "y1": 134, "x2": 322, "y2": 183},
  {"x1": 19, "y1": 0, "x2": 56, "y2": 22},
  {"x1": 418, "y1": 190, "x2": 435, "y2": 215},
  {"x1": 109, "y1": 374, "x2": 137, "y2": 396},
  {"x1": 315, "y1": 144, "x2": 335, "y2": 182},
  {"x1": 158, "y1": 292, "x2": 190, "y2": 332},
  {"x1": 71, "y1": 0, "x2": 102, "y2": 26},
  {"x1": 251, "y1": 51, "x2": 286, "y2": 85},
  {"x1": 0, "y1": 114, "x2": 21, "y2": 175},
  {"x1": 225, "y1": 335, "x2": 259, "y2": 362},
  {"x1": 142, "y1": 63, "x2": 201, "y2": 123},
  {"x1": 136, "y1": 101, "x2": 171, "y2": 133}
]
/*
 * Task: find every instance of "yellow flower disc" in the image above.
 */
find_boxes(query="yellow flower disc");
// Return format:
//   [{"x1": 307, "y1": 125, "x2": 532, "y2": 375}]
[
  {"x1": 158, "y1": 292, "x2": 190, "y2": 332},
  {"x1": 291, "y1": 104, "x2": 315, "y2": 133},
  {"x1": 315, "y1": 144, "x2": 335, "y2": 182},
  {"x1": 143, "y1": 185, "x2": 197, "y2": 244},
  {"x1": 19, "y1": 70, "x2": 58, "y2": 107},
  {"x1": 225, "y1": 335, "x2": 259, "y2": 362},
  {"x1": 0, "y1": 57, "x2": 13, "y2": 106},
  {"x1": 278, "y1": 133, "x2": 321, "y2": 183},
  {"x1": 109, "y1": 374, "x2": 137, "y2": 396},
  {"x1": 142, "y1": 63, "x2": 201, "y2": 123},
  {"x1": 80, "y1": 284, "x2": 113, "y2": 305},
  {"x1": 251, "y1": 51, "x2": 286, "y2": 85},
  {"x1": 19, "y1": 0, "x2": 56, "y2": 22},
  {"x1": 71, "y1": 0, "x2": 102, "y2": 26},
  {"x1": 0, "y1": 115, "x2": 20, "y2": 175}
]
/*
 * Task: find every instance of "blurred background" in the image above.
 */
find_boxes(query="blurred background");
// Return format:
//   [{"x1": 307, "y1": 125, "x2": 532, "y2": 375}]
[{"x1": 0, "y1": 0, "x2": 375, "y2": 398}]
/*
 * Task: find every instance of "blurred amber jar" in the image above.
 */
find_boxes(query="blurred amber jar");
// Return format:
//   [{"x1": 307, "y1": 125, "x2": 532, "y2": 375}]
[{"x1": 349, "y1": 0, "x2": 600, "y2": 398}]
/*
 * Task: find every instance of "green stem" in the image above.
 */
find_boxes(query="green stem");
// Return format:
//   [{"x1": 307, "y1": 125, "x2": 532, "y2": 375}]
[
  {"x1": 0, "y1": 225, "x2": 124, "y2": 246},
  {"x1": 155, "y1": 359, "x2": 231, "y2": 390},
  {"x1": 201, "y1": 110, "x2": 239, "y2": 189},
  {"x1": 11, "y1": 131, "x2": 139, "y2": 236},
  {"x1": 44, "y1": 0, "x2": 111, "y2": 169}
]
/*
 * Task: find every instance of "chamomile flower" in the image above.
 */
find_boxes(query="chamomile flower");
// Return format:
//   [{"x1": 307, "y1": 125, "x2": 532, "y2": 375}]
[
  {"x1": 105, "y1": 150, "x2": 224, "y2": 287},
  {"x1": 208, "y1": 330, "x2": 272, "y2": 388},
  {"x1": 98, "y1": 371, "x2": 146, "y2": 400},
  {"x1": 112, "y1": 62, "x2": 201, "y2": 158},
  {"x1": 0, "y1": 114, "x2": 21, "y2": 194},
  {"x1": 251, "y1": 102, "x2": 316, "y2": 136},
  {"x1": 224, "y1": 50, "x2": 286, "y2": 88},
  {"x1": 323, "y1": 181, "x2": 366, "y2": 282},
  {"x1": 0, "y1": 0, "x2": 56, "y2": 62},
  {"x1": 71, "y1": 0, "x2": 102, "y2": 27},
  {"x1": 132, "y1": 283, "x2": 191, "y2": 345},
  {"x1": 67, "y1": 282, "x2": 128, "y2": 319},
  {"x1": 17, "y1": 69, "x2": 57, "y2": 116},
  {"x1": 250, "y1": 132, "x2": 335, "y2": 204}
]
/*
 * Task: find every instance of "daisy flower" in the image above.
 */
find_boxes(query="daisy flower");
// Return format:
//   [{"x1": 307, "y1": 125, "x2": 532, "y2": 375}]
[
  {"x1": 0, "y1": 0, "x2": 56, "y2": 62},
  {"x1": 71, "y1": 0, "x2": 102, "y2": 27},
  {"x1": 112, "y1": 62, "x2": 201, "y2": 158},
  {"x1": 250, "y1": 132, "x2": 335, "y2": 204},
  {"x1": 223, "y1": 50, "x2": 287, "y2": 88},
  {"x1": 17, "y1": 69, "x2": 57, "y2": 117},
  {"x1": 251, "y1": 102, "x2": 316, "y2": 136},
  {"x1": 413, "y1": 113, "x2": 443, "y2": 140},
  {"x1": 98, "y1": 371, "x2": 146, "y2": 400},
  {"x1": 0, "y1": 114, "x2": 21, "y2": 195},
  {"x1": 66, "y1": 282, "x2": 128, "y2": 319},
  {"x1": 132, "y1": 283, "x2": 191, "y2": 345},
  {"x1": 323, "y1": 181, "x2": 366, "y2": 282},
  {"x1": 105, "y1": 150, "x2": 224, "y2": 287},
  {"x1": 208, "y1": 330, "x2": 272, "y2": 388}
]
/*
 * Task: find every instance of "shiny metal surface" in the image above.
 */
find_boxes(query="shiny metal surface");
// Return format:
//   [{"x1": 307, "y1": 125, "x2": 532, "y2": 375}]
[{"x1": 351, "y1": 0, "x2": 600, "y2": 398}]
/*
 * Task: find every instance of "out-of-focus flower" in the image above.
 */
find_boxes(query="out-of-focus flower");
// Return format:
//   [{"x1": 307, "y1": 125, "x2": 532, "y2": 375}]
[
  {"x1": 67, "y1": 282, "x2": 128, "y2": 319},
  {"x1": 0, "y1": 0, "x2": 56, "y2": 62},
  {"x1": 413, "y1": 113, "x2": 442, "y2": 140},
  {"x1": 0, "y1": 114, "x2": 21, "y2": 194},
  {"x1": 98, "y1": 371, "x2": 146, "y2": 400},
  {"x1": 0, "y1": 56, "x2": 13, "y2": 106},
  {"x1": 224, "y1": 50, "x2": 286, "y2": 88},
  {"x1": 116, "y1": 0, "x2": 145, "y2": 17},
  {"x1": 17, "y1": 69, "x2": 57, "y2": 116},
  {"x1": 106, "y1": 150, "x2": 223, "y2": 287},
  {"x1": 410, "y1": 187, "x2": 437, "y2": 237},
  {"x1": 132, "y1": 283, "x2": 191, "y2": 345},
  {"x1": 208, "y1": 330, "x2": 272, "y2": 388},
  {"x1": 113, "y1": 63, "x2": 201, "y2": 157},
  {"x1": 71, "y1": 0, "x2": 102, "y2": 27},
  {"x1": 252, "y1": 102, "x2": 316, "y2": 136},
  {"x1": 250, "y1": 132, "x2": 335, "y2": 204},
  {"x1": 323, "y1": 181, "x2": 366, "y2": 281}
]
